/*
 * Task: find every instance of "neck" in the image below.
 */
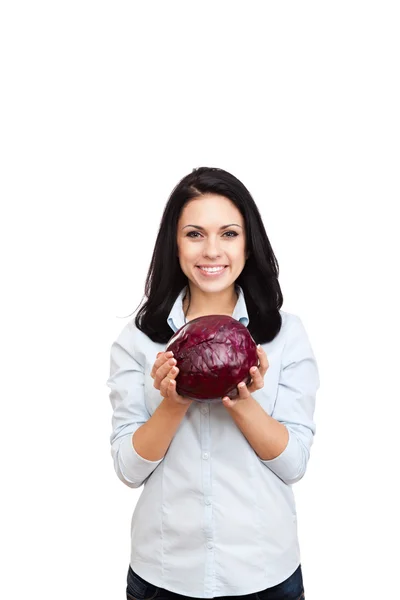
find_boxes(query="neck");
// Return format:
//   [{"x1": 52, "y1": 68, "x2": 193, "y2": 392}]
[{"x1": 183, "y1": 284, "x2": 238, "y2": 319}]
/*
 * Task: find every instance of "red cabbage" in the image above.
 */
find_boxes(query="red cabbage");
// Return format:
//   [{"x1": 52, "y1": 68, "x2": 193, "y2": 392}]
[{"x1": 165, "y1": 315, "x2": 259, "y2": 401}]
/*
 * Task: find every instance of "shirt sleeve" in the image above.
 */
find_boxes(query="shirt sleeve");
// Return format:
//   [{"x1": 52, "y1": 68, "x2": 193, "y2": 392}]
[
  {"x1": 258, "y1": 314, "x2": 320, "y2": 485},
  {"x1": 106, "y1": 321, "x2": 164, "y2": 488}
]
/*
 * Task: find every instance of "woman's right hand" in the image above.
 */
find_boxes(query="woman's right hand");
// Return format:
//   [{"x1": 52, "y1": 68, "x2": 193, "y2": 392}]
[{"x1": 150, "y1": 351, "x2": 193, "y2": 406}]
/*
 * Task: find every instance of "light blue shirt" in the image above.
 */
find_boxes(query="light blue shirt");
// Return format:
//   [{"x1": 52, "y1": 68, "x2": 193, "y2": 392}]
[{"x1": 106, "y1": 285, "x2": 320, "y2": 597}]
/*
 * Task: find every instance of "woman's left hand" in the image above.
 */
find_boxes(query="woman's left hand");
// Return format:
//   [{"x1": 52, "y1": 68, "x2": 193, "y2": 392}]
[{"x1": 222, "y1": 345, "x2": 269, "y2": 409}]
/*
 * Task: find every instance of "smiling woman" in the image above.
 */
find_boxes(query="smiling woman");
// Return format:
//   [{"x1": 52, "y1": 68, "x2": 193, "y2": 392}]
[
  {"x1": 133, "y1": 166, "x2": 284, "y2": 345},
  {"x1": 107, "y1": 166, "x2": 319, "y2": 600}
]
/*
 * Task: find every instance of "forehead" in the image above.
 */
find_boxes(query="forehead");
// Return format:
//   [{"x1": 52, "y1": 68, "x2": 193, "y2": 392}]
[{"x1": 179, "y1": 194, "x2": 243, "y2": 224}]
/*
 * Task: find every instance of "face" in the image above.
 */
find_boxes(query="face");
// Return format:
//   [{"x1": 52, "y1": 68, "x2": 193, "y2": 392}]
[{"x1": 176, "y1": 193, "x2": 248, "y2": 294}]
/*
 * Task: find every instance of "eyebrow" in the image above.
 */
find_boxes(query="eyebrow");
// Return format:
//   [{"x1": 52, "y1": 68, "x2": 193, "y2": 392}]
[{"x1": 182, "y1": 224, "x2": 243, "y2": 231}]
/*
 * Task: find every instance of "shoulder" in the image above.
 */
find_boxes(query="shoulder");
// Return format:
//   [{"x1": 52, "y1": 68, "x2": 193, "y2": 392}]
[
  {"x1": 111, "y1": 319, "x2": 155, "y2": 361},
  {"x1": 279, "y1": 310, "x2": 303, "y2": 333},
  {"x1": 278, "y1": 310, "x2": 316, "y2": 361},
  {"x1": 277, "y1": 310, "x2": 310, "y2": 348}
]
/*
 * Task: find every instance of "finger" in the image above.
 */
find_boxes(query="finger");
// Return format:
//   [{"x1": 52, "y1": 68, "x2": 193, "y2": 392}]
[
  {"x1": 151, "y1": 353, "x2": 175, "y2": 383},
  {"x1": 166, "y1": 378, "x2": 192, "y2": 406},
  {"x1": 168, "y1": 378, "x2": 177, "y2": 394},
  {"x1": 150, "y1": 351, "x2": 174, "y2": 379},
  {"x1": 256, "y1": 345, "x2": 269, "y2": 376},
  {"x1": 155, "y1": 358, "x2": 177, "y2": 390},
  {"x1": 237, "y1": 381, "x2": 251, "y2": 399},
  {"x1": 247, "y1": 366, "x2": 264, "y2": 392},
  {"x1": 159, "y1": 366, "x2": 179, "y2": 397},
  {"x1": 222, "y1": 395, "x2": 237, "y2": 409},
  {"x1": 150, "y1": 353, "x2": 165, "y2": 378},
  {"x1": 164, "y1": 378, "x2": 179, "y2": 402}
]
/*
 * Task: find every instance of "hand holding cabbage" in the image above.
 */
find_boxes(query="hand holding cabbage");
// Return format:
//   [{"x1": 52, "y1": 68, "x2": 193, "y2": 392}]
[
  {"x1": 150, "y1": 350, "x2": 193, "y2": 406},
  {"x1": 164, "y1": 315, "x2": 267, "y2": 404}
]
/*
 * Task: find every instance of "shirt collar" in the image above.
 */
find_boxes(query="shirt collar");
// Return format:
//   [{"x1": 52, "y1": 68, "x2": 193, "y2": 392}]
[{"x1": 167, "y1": 284, "x2": 249, "y2": 333}]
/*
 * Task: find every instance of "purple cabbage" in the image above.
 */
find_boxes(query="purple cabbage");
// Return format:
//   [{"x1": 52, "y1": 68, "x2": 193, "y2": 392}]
[{"x1": 165, "y1": 315, "x2": 259, "y2": 401}]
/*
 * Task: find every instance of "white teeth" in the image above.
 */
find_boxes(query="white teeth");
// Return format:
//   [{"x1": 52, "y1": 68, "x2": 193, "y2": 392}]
[{"x1": 199, "y1": 266, "x2": 225, "y2": 273}]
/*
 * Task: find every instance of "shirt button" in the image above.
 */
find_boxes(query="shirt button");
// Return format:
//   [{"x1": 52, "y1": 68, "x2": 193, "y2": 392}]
[
  {"x1": 205, "y1": 497, "x2": 211, "y2": 505},
  {"x1": 201, "y1": 406, "x2": 208, "y2": 414},
  {"x1": 207, "y1": 541, "x2": 213, "y2": 549},
  {"x1": 202, "y1": 452, "x2": 209, "y2": 460}
]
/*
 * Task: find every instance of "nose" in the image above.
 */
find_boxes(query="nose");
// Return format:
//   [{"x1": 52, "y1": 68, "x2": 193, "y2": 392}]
[{"x1": 203, "y1": 235, "x2": 222, "y2": 259}]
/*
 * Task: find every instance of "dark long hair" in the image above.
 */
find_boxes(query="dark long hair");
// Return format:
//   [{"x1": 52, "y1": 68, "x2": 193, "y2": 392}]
[{"x1": 134, "y1": 167, "x2": 283, "y2": 345}]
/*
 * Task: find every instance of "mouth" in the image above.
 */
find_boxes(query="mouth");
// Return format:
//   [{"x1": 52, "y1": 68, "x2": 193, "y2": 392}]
[{"x1": 196, "y1": 265, "x2": 228, "y2": 277}]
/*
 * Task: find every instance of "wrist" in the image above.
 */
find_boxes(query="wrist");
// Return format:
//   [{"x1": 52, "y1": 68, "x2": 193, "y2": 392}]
[{"x1": 161, "y1": 395, "x2": 192, "y2": 413}]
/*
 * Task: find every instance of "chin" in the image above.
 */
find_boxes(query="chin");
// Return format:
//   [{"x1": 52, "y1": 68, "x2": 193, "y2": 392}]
[{"x1": 196, "y1": 276, "x2": 236, "y2": 292}]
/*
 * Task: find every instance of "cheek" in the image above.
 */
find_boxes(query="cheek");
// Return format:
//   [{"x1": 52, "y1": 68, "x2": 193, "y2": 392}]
[
  {"x1": 178, "y1": 241, "x2": 197, "y2": 262},
  {"x1": 231, "y1": 242, "x2": 246, "y2": 262}
]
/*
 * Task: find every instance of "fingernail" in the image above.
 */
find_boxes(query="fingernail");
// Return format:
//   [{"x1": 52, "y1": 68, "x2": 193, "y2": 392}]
[
  {"x1": 239, "y1": 382, "x2": 245, "y2": 388},
  {"x1": 251, "y1": 367, "x2": 257, "y2": 373}
]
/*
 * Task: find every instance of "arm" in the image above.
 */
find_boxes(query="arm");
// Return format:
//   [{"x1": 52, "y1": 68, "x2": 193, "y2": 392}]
[
  {"x1": 228, "y1": 315, "x2": 320, "y2": 485},
  {"x1": 132, "y1": 397, "x2": 191, "y2": 462},
  {"x1": 226, "y1": 397, "x2": 289, "y2": 460},
  {"x1": 106, "y1": 322, "x2": 189, "y2": 488}
]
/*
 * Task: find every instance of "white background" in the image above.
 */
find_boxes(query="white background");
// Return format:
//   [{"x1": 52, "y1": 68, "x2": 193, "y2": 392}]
[{"x1": 1, "y1": 1, "x2": 399, "y2": 599}]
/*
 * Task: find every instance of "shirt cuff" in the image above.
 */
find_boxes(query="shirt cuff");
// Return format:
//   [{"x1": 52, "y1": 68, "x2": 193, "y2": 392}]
[
  {"x1": 118, "y1": 433, "x2": 164, "y2": 485},
  {"x1": 258, "y1": 428, "x2": 303, "y2": 484}
]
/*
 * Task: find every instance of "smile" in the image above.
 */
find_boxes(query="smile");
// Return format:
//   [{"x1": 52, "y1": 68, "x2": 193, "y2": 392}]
[{"x1": 197, "y1": 266, "x2": 228, "y2": 277}]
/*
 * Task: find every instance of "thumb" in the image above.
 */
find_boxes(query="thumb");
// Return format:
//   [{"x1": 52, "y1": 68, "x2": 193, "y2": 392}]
[{"x1": 222, "y1": 396, "x2": 236, "y2": 409}]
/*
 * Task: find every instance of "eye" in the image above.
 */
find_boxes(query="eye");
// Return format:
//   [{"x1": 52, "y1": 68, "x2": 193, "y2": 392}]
[{"x1": 186, "y1": 231, "x2": 239, "y2": 238}]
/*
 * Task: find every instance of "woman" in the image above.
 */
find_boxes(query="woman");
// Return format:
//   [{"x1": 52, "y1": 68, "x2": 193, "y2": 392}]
[{"x1": 107, "y1": 167, "x2": 319, "y2": 600}]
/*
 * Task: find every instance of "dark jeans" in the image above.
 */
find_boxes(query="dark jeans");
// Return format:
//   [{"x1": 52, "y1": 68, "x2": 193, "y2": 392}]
[{"x1": 126, "y1": 564, "x2": 304, "y2": 600}]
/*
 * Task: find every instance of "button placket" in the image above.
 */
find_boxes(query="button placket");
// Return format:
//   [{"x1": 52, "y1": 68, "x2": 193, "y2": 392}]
[{"x1": 200, "y1": 401, "x2": 214, "y2": 591}]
